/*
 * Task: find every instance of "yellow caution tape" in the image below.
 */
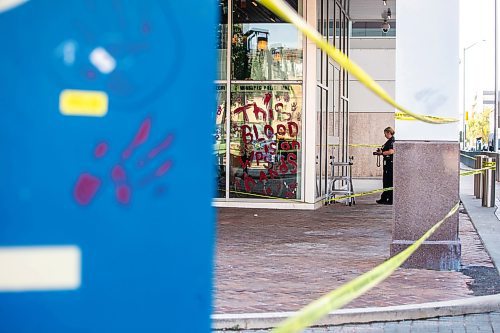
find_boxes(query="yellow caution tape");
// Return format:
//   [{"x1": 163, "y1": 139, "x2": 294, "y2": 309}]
[
  {"x1": 393, "y1": 112, "x2": 456, "y2": 122},
  {"x1": 257, "y1": 0, "x2": 458, "y2": 125},
  {"x1": 394, "y1": 111, "x2": 417, "y2": 121},
  {"x1": 271, "y1": 202, "x2": 460, "y2": 333},
  {"x1": 324, "y1": 144, "x2": 380, "y2": 148},
  {"x1": 219, "y1": 187, "x2": 392, "y2": 204},
  {"x1": 324, "y1": 187, "x2": 392, "y2": 204},
  {"x1": 460, "y1": 166, "x2": 496, "y2": 177},
  {"x1": 459, "y1": 169, "x2": 482, "y2": 177},
  {"x1": 460, "y1": 153, "x2": 477, "y2": 161},
  {"x1": 219, "y1": 189, "x2": 303, "y2": 203},
  {"x1": 349, "y1": 144, "x2": 381, "y2": 148},
  {"x1": 221, "y1": 164, "x2": 489, "y2": 203}
]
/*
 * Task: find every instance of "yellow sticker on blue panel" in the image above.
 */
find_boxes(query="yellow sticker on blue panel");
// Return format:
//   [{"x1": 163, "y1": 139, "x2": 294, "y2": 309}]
[{"x1": 59, "y1": 89, "x2": 108, "y2": 117}]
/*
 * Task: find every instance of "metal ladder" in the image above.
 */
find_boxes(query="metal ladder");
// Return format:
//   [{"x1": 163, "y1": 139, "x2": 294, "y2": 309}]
[{"x1": 327, "y1": 156, "x2": 355, "y2": 206}]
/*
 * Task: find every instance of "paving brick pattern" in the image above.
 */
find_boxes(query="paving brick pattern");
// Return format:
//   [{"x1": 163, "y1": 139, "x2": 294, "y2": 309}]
[{"x1": 214, "y1": 196, "x2": 493, "y2": 314}]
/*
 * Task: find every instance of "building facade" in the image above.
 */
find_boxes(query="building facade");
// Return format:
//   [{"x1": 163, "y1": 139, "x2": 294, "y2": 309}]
[
  {"x1": 213, "y1": 0, "x2": 459, "y2": 214},
  {"x1": 214, "y1": 0, "x2": 462, "y2": 269},
  {"x1": 214, "y1": 0, "x2": 353, "y2": 209}
]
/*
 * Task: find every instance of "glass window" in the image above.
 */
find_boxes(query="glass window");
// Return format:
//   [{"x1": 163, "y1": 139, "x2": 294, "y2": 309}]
[
  {"x1": 328, "y1": 0, "x2": 335, "y2": 45},
  {"x1": 229, "y1": 84, "x2": 302, "y2": 199},
  {"x1": 351, "y1": 22, "x2": 396, "y2": 37},
  {"x1": 231, "y1": 0, "x2": 303, "y2": 81},
  {"x1": 217, "y1": 1, "x2": 228, "y2": 80},
  {"x1": 214, "y1": 85, "x2": 227, "y2": 198},
  {"x1": 317, "y1": 0, "x2": 322, "y2": 32},
  {"x1": 335, "y1": 5, "x2": 341, "y2": 49}
]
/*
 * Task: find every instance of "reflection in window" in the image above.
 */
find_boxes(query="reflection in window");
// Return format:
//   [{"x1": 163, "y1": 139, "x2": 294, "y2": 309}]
[
  {"x1": 217, "y1": 0, "x2": 228, "y2": 80},
  {"x1": 214, "y1": 85, "x2": 227, "y2": 198},
  {"x1": 229, "y1": 84, "x2": 302, "y2": 199},
  {"x1": 231, "y1": 0, "x2": 303, "y2": 81}
]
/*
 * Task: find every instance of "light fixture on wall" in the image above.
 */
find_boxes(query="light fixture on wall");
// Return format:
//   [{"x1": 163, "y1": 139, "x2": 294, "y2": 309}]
[
  {"x1": 245, "y1": 28, "x2": 269, "y2": 52},
  {"x1": 272, "y1": 48, "x2": 282, "y2": 61},
  {"x1": 383, "y1": 0, "x2": 387, "y2": 6},
  {"x1": 257, "y1": 36, "x2": 268, "y2": 51},
  {"x1": 387, "y1": 8, "x2": 391, "y2": 19}
]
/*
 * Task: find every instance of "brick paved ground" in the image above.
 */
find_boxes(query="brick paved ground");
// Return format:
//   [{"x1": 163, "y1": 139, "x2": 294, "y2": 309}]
[{"x1": 214, "y1": 195, "x2": 496, "y2": 314}]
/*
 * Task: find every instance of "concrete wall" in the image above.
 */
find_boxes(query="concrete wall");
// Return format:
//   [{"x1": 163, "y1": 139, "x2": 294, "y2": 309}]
[
  {"x1": 349, "y1": 112, "x2": 395, "y2": 177},
  {"x1": 349, "y1": 38, "x2": 395, "y2": 177}
]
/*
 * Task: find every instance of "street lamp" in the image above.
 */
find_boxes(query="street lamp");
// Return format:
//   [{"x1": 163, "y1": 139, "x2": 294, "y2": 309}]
[{"x1": 463, "y1": 40, "x2": 485, "y2": 150}]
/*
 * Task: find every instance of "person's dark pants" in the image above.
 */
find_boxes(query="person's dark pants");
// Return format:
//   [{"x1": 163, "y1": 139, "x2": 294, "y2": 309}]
[{"x1": 380, "y1": 160, "x2": 393, "y2": 203}]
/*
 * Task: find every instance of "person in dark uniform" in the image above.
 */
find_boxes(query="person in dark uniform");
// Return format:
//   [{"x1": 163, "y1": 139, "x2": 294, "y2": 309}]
[{"x1": 375, "y1": 127, "x2": 395, "y2": 205}]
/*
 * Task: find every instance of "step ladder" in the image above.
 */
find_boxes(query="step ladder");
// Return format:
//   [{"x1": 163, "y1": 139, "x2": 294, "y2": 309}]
[{"x1": 327, "y1": 157, "x2": 355, "y2": 206}]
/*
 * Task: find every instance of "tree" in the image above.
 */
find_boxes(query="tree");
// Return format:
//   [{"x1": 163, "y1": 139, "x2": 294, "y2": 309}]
[{"x1": 466, "y1": 107, "x2": 493, "y2": 148}]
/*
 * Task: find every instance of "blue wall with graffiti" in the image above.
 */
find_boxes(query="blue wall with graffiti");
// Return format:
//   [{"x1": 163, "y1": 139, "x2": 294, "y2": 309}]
[{"x1": 0, "y1": 1, "x2": 216, "y2": 332}]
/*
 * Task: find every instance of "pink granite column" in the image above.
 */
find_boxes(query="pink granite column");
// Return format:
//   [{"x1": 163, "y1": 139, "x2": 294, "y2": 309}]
[{"x1": 390, "y1": 141, "x2": 460, "y2": 270}]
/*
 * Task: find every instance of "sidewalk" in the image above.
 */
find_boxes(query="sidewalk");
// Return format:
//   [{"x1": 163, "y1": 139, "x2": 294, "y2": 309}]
[
  {"x1": 213, "y1": 178, "x2": 500, "y2": 330},
  {"x1": 460, "y1": 175, "x2": 500, "y2": 275}
]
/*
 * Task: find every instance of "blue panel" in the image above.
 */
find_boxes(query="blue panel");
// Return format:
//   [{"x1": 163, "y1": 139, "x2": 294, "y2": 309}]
[{"x1": 0, "y1": 1, "x2": 216, "y2": 332}]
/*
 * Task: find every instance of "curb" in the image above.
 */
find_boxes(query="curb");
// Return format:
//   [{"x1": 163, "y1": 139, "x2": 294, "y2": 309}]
[{"x1": 212, "y1": 294, "x2": 500, "y2": 330}]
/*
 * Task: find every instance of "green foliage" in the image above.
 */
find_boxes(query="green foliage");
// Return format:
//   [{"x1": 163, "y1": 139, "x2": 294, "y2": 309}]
[
  {"x1": 466, "y1": 107, "x2": 493, "y2": 147},
  {"x1": 231, "y1": 25, "x2": 250, "y2": 80}
]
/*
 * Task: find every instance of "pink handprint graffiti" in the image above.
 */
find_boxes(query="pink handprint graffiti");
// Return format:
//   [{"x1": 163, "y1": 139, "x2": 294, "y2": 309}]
[{"x1": 74, "y1": 117, "x2": 174, "y2": 206}]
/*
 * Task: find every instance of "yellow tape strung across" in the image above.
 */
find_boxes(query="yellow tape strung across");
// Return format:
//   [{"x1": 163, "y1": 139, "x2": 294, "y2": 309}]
[
  {"x1": 227, "y1": 3, "x2": 471, "y2": 332},
  {"x1": 348, "y1": 144, "x2": 381, "y2": 148},
  {"x1": 271, "y1": 202, "x2": 460, "y2": 333},
  {"x1": 218, "y1": 189, "x2": 303, "y2": 203},
  {"x1": 324, "y1": 187, "x2": 392, "y2": 204},
  {"x1": 257, "y1": 0, "x2": 458, "y2": 125},
  {"x1": 325, "y1": 144, "x2": 380, "y2": 148},
  {"x1": 460, "y1": 166, "x2": 496, "y2": 177},
  {"x1": 460, "y1": 153, "x2": 477, "y2": 161},
  {"x1": 219, "y1": 187, "x2": 392, "y2": 204},
  {"x1": 220, "y1": 166, "x2": 490, "y2": 204}
]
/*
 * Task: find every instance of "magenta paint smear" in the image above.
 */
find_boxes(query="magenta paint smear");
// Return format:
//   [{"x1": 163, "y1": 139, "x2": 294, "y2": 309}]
[
  {"x1": 94, "y1": 142, "x2": 108, "y2": 158},
  {"x1": 74, "y1": 173, "x2": 101, "y2": 205},
  {"x1": 147, "y1": 134, "x2": 173, "y2": 159},
  {"x1": 137, "y1": 134, "x2": 174, "y2": 168},
  {"x1": 111, "y1": 165, "x2": 126, "y2": 182},
  {"x1": 116, "y1": 185, "x2": 131, "y2": 204},
  {"x1": 122, "y1": 118, "x2": 151, "y2": 159},
  {"x1": 75, "y1": 117, "x2": 174, "y2": 206},
  {"x1": 155, "y1": 160, "x2": 172, "y2": 177}
]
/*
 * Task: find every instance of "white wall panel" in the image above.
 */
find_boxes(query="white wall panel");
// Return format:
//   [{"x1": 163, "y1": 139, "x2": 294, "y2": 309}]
[
  {"x1": 395, "y1": 0, "x2": 459, "y2": 141},
  {"x1": 349, "y1": 81, "x2": 395, "y2": 112},
  {"x1": 350, "y1": 49, "x2": 396, "y2": 81}
]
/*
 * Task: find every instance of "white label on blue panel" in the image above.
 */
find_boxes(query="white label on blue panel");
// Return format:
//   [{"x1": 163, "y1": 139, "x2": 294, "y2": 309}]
[{"x1": 0, "y1": 246, "x2": 81, "y2": 292}]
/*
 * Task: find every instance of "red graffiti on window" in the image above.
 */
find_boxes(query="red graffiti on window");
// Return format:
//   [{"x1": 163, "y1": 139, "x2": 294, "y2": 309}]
[{"x1": 231, "y1": 92, "x2": 301, "y2": 199}]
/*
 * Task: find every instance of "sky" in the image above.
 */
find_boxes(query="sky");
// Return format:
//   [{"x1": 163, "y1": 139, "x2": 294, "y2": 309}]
[{"x1": 461, "y1": 0, "x2": 496, "y2": 112}]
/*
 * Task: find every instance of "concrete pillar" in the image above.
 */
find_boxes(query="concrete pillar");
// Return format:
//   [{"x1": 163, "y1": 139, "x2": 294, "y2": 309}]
[
  {"x1": 303, "y1": 0, "x2": 318, "y2": 205},
  {"x1": 390, "y1": 0, "x2": 461, "y2": 270}
]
